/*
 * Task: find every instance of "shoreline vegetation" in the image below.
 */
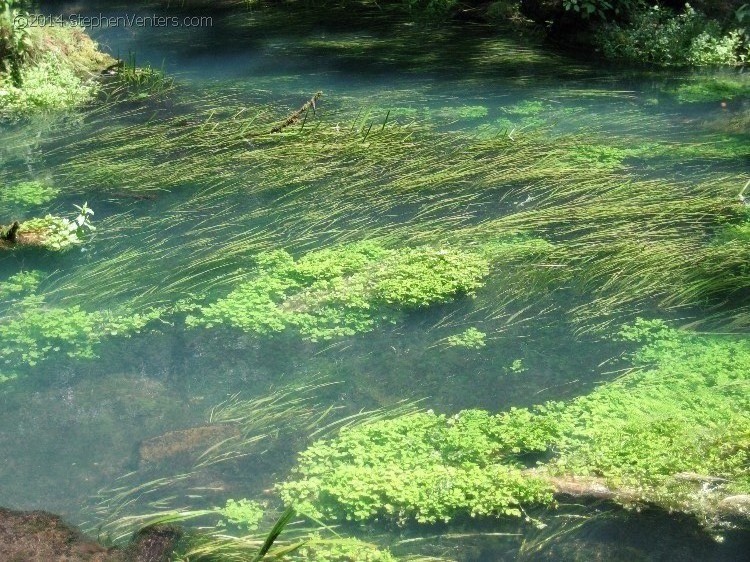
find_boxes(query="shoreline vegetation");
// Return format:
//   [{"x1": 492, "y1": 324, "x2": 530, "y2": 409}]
[{"x1": 0, "y1": 1, "x2": 114, "y2": 119}]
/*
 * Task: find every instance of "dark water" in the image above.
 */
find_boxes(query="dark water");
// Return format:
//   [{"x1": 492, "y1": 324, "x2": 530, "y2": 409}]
[{"x1": 0, "y1": 2, "x2": 748, "y2": 560}]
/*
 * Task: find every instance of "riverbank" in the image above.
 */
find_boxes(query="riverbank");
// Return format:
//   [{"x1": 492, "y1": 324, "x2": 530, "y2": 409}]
[{"x1": 0, "y1": 6, "x2": 113, "y2": 119}]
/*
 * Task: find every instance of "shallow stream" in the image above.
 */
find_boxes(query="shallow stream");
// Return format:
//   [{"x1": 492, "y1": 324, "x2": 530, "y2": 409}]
[{"x1": 1, "y1": 2, "x2": 749, "y2": 560}]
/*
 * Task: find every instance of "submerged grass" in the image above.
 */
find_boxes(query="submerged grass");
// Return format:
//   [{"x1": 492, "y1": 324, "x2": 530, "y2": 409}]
[
  {"x1": 0, "y1": 79, "x2": 745, "y2": 385},
  {"x1": 90, "y1": 381, "x2": 425, "y2": 560}
]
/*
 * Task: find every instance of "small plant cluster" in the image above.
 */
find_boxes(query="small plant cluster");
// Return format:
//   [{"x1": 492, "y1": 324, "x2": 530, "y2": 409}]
[
  {"x1": 0, "y1": 180, "x2": 58, "y2": 207},
  {"x1": 445, "y1": 327, "x2": 487, "y2": 349},
  {"x1": 216, "y1": 498, "x2": 264, "y2": 531},
  {"x1": 0, "y1": 269, "x2": 41, "y2": 299},
  {"x1": 14, "y1": 202, "x2": 95, "y2": 250},
  {"x1": 0, "y1": 270, "x2": 167, "y2": 368},
  {"x1": 187, "y1": 242, "x2": 490, "y2": 341},
  {"x1": 597, "y1": 4, "x2": 749, "y2": 66},
  {"x1": 280, "y1": 320, "x2": 750, "y2": 524}
]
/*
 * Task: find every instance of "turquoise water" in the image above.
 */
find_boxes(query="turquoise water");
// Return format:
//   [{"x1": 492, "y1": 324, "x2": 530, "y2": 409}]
[{"x1": 1, "y1": 2, "x2": 749, "y2": 560}]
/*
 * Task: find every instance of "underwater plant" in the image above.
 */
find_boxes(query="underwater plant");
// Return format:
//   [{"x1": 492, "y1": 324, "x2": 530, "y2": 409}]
[
  {"x1": 280, "y1": 320, "x2": 750, "y2": 526},
  {"x1": 187, "y1": 242, "x2": 490, "y2": 341},
  {"x1": 444, "y1": 327, "x2": 487, "y2": 349},
  {"x1": 0, "y1": 179, "x2": 58, "y2": 207}
]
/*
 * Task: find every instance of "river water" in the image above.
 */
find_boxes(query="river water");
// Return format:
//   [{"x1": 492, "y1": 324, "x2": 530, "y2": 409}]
[{"x1": 0, "y1": 1, "x2": 748, "y2": 560}]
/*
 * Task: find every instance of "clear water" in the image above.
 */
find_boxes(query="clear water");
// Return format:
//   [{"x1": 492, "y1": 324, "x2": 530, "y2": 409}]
[{"x1": 1, "y1": 2, "x2": 749, "y2": 560}]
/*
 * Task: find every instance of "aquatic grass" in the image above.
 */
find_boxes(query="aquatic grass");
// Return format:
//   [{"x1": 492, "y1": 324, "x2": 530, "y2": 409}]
[
  {"x1": 1, "y1": 83, "x2": 746, "y2": 386},
  {"x1": 90, "y1": 380, "x2": 425, "y2": 560}
]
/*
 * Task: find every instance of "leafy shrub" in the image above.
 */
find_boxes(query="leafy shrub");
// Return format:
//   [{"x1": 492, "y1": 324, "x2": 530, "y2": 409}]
[
  {"x1": 0, "y1": 52, "x2": 94, "y2": 117},
  {"x1": 597, "y1": 4, "x2": 748, "y2": 66},
  {"x1": 401, "y1": 0, "x2": 459, "y2": 19}
]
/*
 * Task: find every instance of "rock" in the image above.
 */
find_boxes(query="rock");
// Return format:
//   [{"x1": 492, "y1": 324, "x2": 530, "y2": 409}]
[
  {"x1": 0, "y1": 507, "x2": 181, "y2": 562},
  {"x1": 138, "y1": 424, "x2": 240, "y2": 466},
  {"x1": 718, "y1": 495, "x2": 750, "y2": 517},
  {"x1": 0, "y1": 507, "x2": 119, "y2": 561},
  {"x1": 125, "y1": 525, "x2": 182, "y2": 562}
]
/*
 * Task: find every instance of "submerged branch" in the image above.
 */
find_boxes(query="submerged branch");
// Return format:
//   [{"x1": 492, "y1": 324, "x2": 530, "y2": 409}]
[{"x1": 270, "y1": 92, "x2": 322, "y2": 134}]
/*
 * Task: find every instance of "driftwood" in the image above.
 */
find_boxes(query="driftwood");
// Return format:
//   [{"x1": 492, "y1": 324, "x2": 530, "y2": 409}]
[
  {"x1": 270, "y1": 91, "x2": 322, "y2": 134},
  {"x1": 0, "y1": 222, "x2": 47, "y2": 250},
  {"x1": 524, "y1": 469, "x2": 750, "y2": 521},
  {"x1": 2, "y1": 221, "x2": 20, "y2": 243}
]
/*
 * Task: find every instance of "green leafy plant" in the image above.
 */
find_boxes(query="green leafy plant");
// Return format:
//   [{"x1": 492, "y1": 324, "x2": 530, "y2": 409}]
[
  {"x1": 216, "y1": 499, "x2": 265, "y2": 531},
  {"x1": 281, "y1": 321, "x2": 750, "y2": 525},
  {"x1": 0, "y1": 52, "x2": 95, "y2": 117},
  {"x1": 504, "y1": 358, "x2": 527, "y2": 374},
  {"x1": 187, "y1": 242, "x2": 490, "y2": 342},
  {"x1": 597, "y1": 4, "x2": 748, "y2": 66},
  {"x1": 445, "y1": 327, "x2": 487, "y2": 349},
  {"x1": 0, "y1": 0, "x2": 32, "y2": 87},
  {"x1": 16, "y1": 202, "x2": 95, "y2": 250},
  {"x1": 0, "y1": 180, "x2": 58, "y2": 206},
  {"x1": 0, "y1": 270, "x2": 41, "y2": 299},
  {"x1": 563, "y1": 0, "x2": 614, "y2": 19}
]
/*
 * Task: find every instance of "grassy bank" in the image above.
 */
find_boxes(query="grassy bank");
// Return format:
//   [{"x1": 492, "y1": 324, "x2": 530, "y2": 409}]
[{"x1": 0, "y1": 2, "x2": 113, "y2": 118}]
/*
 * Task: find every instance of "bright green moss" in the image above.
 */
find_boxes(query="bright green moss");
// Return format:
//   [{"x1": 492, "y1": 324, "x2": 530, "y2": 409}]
[
  {"x1": 187, "y1": 242, "x2": 490, "y2": 342},
  {"x1": 281, "y1": 321, "x2": 750, "y2": 523}
]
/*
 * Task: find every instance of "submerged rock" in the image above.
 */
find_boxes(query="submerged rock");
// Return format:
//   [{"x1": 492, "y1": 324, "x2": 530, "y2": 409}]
[
  {"x1": 0, "y1": 507, "x2": 180, "y2": 561},
  {"x1": 719, "y1": 495, "x2": 750, "y2": 517},
  {"x1": 138, "y1": 424, "x2": 240, "y2": 466}
]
